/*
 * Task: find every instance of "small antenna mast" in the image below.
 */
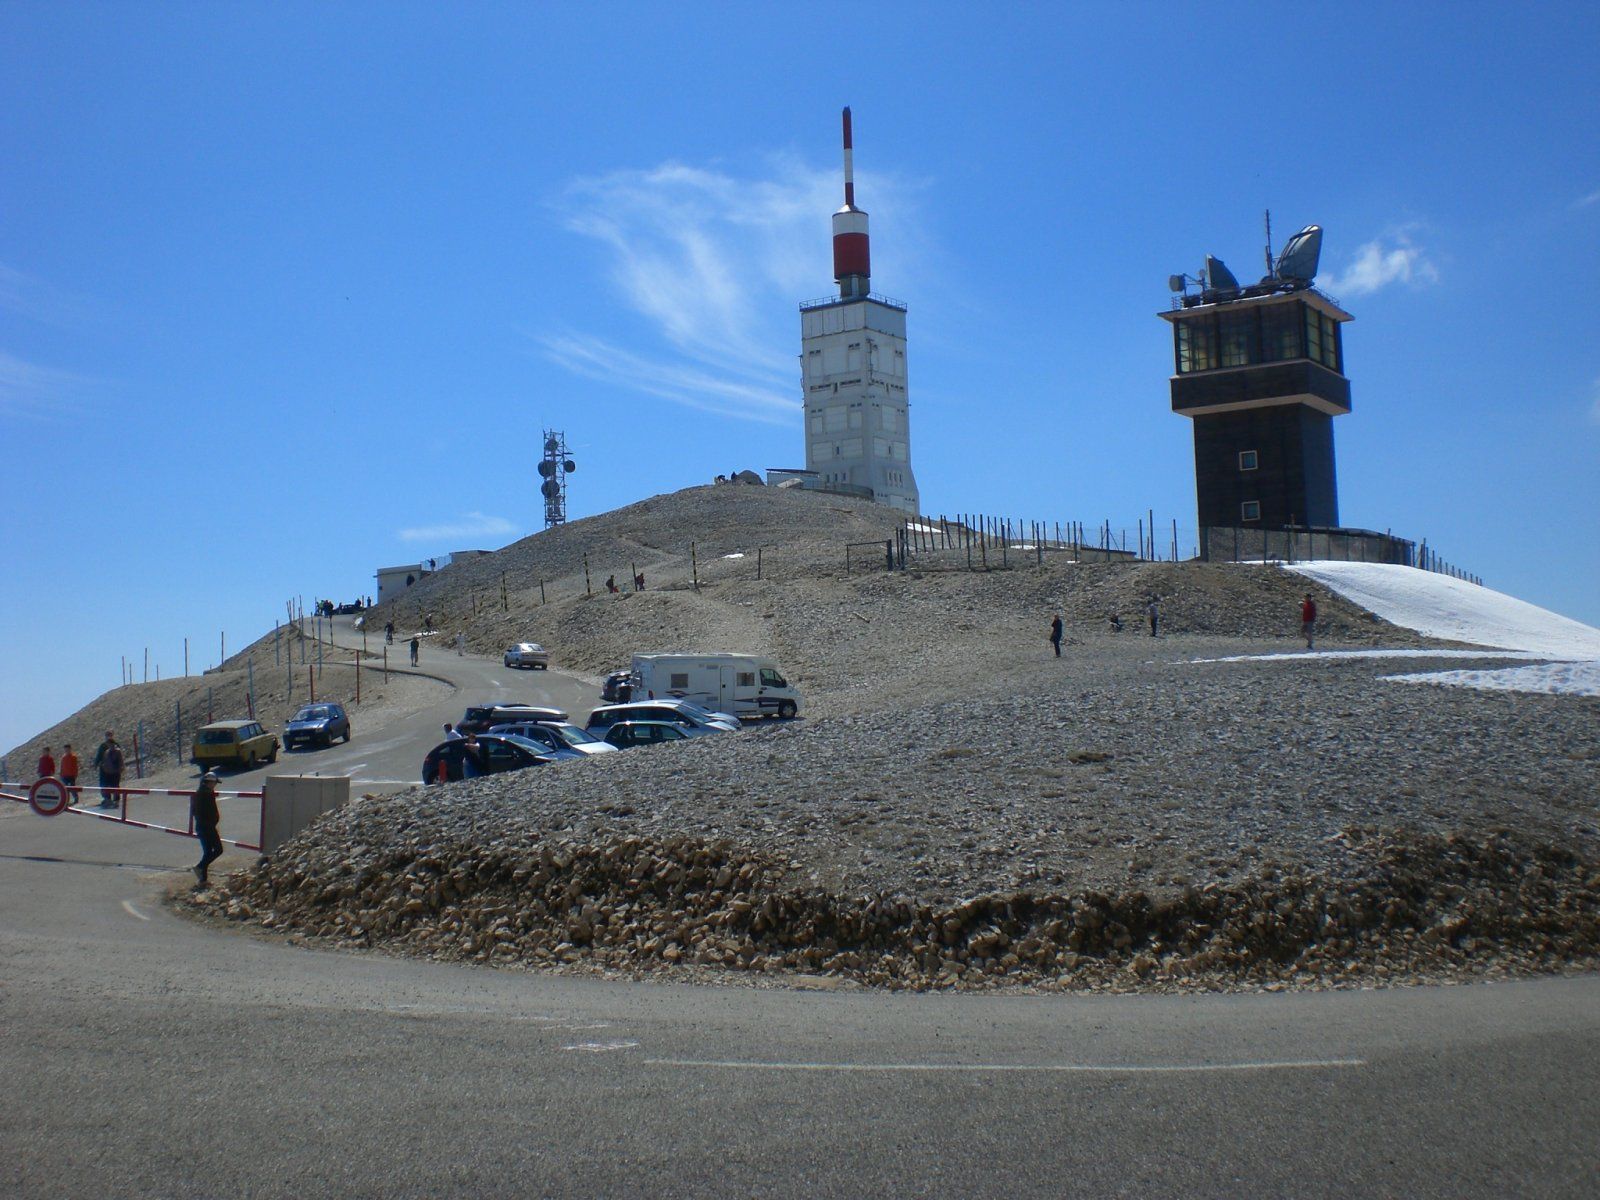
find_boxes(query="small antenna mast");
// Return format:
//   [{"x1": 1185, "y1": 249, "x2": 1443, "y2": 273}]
[{"x1": 1264, "y1": 208, "x2": 1275, "y2": 277}]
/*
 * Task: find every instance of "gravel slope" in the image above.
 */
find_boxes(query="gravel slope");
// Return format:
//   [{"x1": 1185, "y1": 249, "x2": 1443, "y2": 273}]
[{"x1": 175, "y1": 486, "x2": 1599, "y2": 991}]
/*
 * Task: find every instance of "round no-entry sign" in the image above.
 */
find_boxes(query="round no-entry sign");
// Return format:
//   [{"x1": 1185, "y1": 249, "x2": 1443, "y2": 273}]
[{"x1": 29, "y1": 777, "x2": 70, "y2": 817}]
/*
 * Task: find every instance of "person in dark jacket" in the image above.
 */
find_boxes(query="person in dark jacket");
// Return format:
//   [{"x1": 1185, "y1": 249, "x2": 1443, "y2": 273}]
[
  {"x1": 93, "y1": 732, "x2": 124, "y2": 809},
  {"x1": 1049, "y1": 614, "x2": 1063, "y2": 657},
  {"x1": 191, "y1": 770, "x2": 224, "y2": 887}
]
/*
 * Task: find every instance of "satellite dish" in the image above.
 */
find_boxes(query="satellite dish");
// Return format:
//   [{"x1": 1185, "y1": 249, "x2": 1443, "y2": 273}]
[
  {"x1": 1275, "y1": 225, "x2": 1322, "y2": 283},
  {"x1": 540, "y1": 479, "x2": 559, "y2": 498},
  {"x1": 537, "y1": 460, "x2": 556, "y2": 477},
  {"x1": 543, "y1": 437, "x2": 559, "y2": 454},
  {"x1": 1205, "y1": 256, "x2": 1240, "y2": 292},
  {"x1": 563, "y1": 459, "x2": 576, "y2": 473},
  {"x1": 1168, "y1": 274, "x2": 1186, "y2": 293}
]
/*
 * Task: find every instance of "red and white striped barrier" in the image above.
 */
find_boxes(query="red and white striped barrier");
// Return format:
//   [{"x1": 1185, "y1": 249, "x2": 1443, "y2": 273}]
[{"x1": 1, "y1": 778, "x2": 266, "y2": 851}]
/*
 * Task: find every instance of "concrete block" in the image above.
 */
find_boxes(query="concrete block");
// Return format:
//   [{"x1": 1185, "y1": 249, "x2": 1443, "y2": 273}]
[{"x1": 261, "y1": 775, "x2": 351, "y2": 854}]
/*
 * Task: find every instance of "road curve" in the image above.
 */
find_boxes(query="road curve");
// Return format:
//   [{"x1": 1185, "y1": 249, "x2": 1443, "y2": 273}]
[{"x1": 2, "y1": 632, "x2": 1596, "y2": 1196}]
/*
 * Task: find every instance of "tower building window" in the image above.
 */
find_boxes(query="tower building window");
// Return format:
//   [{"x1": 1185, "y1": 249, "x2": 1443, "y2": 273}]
[
  {"x1": 1241, "y1": 501, "x2": 1261, "y2": 522},
  {"x1": 1239, "y1": 450, "x2": 1258, "y2": 471}
]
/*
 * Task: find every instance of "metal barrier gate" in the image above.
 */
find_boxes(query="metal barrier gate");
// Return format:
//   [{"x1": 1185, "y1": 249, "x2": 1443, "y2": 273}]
[{"x1": 1, "y1": 777, "x2": 265, "y2": 851}]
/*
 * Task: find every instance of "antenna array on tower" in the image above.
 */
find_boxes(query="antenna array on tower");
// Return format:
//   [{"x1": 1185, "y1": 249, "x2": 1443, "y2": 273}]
[{"x1": 537, "y1": 430, "x2": 577, "y2": 528}]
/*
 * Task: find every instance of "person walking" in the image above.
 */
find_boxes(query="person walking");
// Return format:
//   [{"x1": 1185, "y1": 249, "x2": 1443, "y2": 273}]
[
  {"x1": 1049, "y1": 614, "x2": 1063, "y2": 658},
  {"x1": 59, "y1": 744, "x2": 79, "y2": 801},
  {"x1": 455, "y1": 631, "x2": 466, "y2": 656},
  {"x1": 191, "y1": 770, "x2": 224, "y2": 888},
  {"x1": 1147, "y1": 598, "x2": 1160, "y2": 638},
  {"x1": 37, "y1": 746, "x2": 56, "y2": 779},
  {"x1": 93, "y1": 731, "x2": 124, "y2": 809},
  {"x1": 409, "y1": 636, "x2": 420, "y2": 666},
  {"x1": 384, "y1": 621, "x2": 395, "y2": 645},
  {"x1": 1301, "y1": 593, "x2": 1318, "y2": 650}
]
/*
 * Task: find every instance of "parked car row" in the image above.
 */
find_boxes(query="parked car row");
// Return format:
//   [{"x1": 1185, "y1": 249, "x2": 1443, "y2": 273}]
[{"x1": 421, "y1": 696, "x2": 756, "y2": 784}]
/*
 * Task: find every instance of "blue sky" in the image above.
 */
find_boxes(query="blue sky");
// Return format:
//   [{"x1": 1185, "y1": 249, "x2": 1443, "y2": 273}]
[{"x1": 3, "y1": 3, "x2": 1598, "y2": 754}]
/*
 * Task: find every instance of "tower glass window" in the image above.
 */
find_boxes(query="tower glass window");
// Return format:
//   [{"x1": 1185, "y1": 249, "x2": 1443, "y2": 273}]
[
  {"x1": 1260, "y1": 304, "x2": 1303, "y2": 362},
  {"x1": 1241, "y1": 500, "x2": 1261, "y2": 522},
  {"x1": 1239, "y1": 450, "x2": 1258, "y2": 471},
  {"x1": 1218, "y1": 310, "x2": 1256, "y2": 367},
  {"x1": 1175, "y1": 319, "x2": 1216, "y2": 373},
  {"x1": 1305, "y1": 309, "x2": 1341, "y2": 371}
]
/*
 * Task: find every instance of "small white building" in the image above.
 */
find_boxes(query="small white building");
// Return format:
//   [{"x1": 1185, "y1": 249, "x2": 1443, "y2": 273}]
[{"x1": 375, "y1": 563, "x2": 432, "y2": 605}]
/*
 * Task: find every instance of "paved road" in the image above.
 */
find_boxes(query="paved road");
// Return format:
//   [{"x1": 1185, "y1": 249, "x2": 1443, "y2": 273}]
[{"x1": 3, "y1": 630, "x2": 1597, "y2": 1196}]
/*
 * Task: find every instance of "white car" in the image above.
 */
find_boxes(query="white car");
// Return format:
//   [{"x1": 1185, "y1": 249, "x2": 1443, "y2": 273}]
[
  {"x1": 503, "y1": 642, "x2": 549, "y2": 670},
  {"x1": 488, "y1": 721, "x2": 618, "y2": 757}
]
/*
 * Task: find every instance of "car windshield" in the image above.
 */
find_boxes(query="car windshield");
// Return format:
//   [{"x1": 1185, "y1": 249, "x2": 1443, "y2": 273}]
[
  {"x1": 551, "y1": 723, "x2": 599, "y2": 746},
  {"x1": 293, "y1": 707, "x2": 330, "y2": 721},
  {"x1": 494, "y1": 735, "x2": 547, "y2": 757}
]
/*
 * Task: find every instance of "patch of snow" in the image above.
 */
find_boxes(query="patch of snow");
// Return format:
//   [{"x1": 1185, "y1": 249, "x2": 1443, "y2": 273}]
[
  {"x1": 721, "y1": 552, "x2": 745, "y2": 560},
  {"x1": 1385, "y1": 660, "x2": 1600, "y2": 698},
  {"x1": 1287, "y1": 562, "x2": 1600, "y2": 660},
  {"x1": 1191, "y1": 649, "x2": 1552, "y2": 665}
]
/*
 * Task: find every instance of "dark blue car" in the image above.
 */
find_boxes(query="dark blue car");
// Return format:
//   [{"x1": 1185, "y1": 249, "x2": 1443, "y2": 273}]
[{"x1": 284, "y1": 703, "x2": 351, "y2": 750}]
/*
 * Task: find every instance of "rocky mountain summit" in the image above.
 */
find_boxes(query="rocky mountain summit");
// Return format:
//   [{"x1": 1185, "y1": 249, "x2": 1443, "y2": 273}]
[{"x1": 79, "y1": 482, "x2": 1600, "y2": 991}]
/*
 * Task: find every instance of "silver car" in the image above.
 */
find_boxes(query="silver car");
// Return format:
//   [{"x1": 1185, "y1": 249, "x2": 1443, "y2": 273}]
[
  {"x1": 503, "y1": 642, "x2": 549, "y2": 670},
  {"x1": 585, "y1": 701, "x2": 738, "y2": 739}
]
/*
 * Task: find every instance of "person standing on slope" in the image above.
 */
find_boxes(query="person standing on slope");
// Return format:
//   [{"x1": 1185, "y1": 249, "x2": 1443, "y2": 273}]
[
  {"x1": 1147, "y1": 598, "x2": 1160, "y2": 638},
  {"x1": 1049, "y1": 614, "x2": 1063, "y2": 658},
  {"x1": 409, "y1": 636, "x2": 420, "y2": 667},
  {"x1": 1301, "y1": 593, "x2": 1318, "y2": 650},
  {"x1": 37, "y1": 746, "x2": 56, "y2": 779}
]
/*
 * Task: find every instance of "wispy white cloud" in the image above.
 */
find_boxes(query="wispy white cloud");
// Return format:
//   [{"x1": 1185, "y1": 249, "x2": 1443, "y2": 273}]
[
  {"x1": 539, "y1": 331, "x2": 797, "y2": 426},
  {"x1": 398, "y1": 512, "x2": 517, "y2": 543},
  {"x1": 0, "y1": 261, "x2": 91, "y2": 326},
  {"x1": 1574, "y1": 187, "x2": 1600, "y2": 210},
  {"x1": 1320, "y1": 231, "x2": 1439, "y2": 297},
  {"x1": 0, "y1": 351, "x2": 87, "y2": 418},
  {"x1": 543, "y1": 154, "x2": 928, "y2": 423}
]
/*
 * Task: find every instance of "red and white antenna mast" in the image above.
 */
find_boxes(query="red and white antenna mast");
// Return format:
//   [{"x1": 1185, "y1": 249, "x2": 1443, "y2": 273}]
[{"x1": 832, "y1": 106, "x2": 871, "y2": 299}]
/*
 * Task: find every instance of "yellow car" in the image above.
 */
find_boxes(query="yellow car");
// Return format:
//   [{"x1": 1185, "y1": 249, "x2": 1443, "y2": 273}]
[{"x1": 192, "y1": 719, "x2": 280, "y2": 770}]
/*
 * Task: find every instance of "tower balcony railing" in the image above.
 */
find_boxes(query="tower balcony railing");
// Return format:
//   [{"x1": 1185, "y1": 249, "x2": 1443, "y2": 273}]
[{"x1": 798, "y1": 292, "x2": 908, "y2": 312}]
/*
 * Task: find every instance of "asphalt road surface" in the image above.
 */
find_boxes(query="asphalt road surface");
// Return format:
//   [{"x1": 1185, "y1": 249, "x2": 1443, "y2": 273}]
[{"x1": 3, "y1": 633, "x2": 1597, "y2": 1196}]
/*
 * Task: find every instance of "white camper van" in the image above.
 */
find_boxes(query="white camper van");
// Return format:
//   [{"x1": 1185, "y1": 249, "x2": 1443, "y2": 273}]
[{"x1": 630, "y1": 653, "x2": 801, "y2": 720}]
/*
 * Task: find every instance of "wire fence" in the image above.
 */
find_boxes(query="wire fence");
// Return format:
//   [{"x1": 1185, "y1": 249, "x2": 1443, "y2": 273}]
[{"x1": 852, "y1": 511, "x2": 1482, "y2": 586}]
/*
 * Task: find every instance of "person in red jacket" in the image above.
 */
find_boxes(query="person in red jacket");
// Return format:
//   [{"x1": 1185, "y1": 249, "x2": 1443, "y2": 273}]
[
  {"x1": 1301, "y1": 593, "x2": 1318, "y2": 650},
  {"x1": 58, "y1": 744, "x2": 79, "y2": 800},
  {"x1": 38, "y1": 746, "x2": 56, "y2": 778}
]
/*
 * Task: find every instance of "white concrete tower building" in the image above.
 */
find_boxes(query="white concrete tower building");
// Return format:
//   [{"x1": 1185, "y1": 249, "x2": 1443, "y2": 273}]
[{"x1": 800, "y1": 108, "x2": 919, "y2": 514}]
